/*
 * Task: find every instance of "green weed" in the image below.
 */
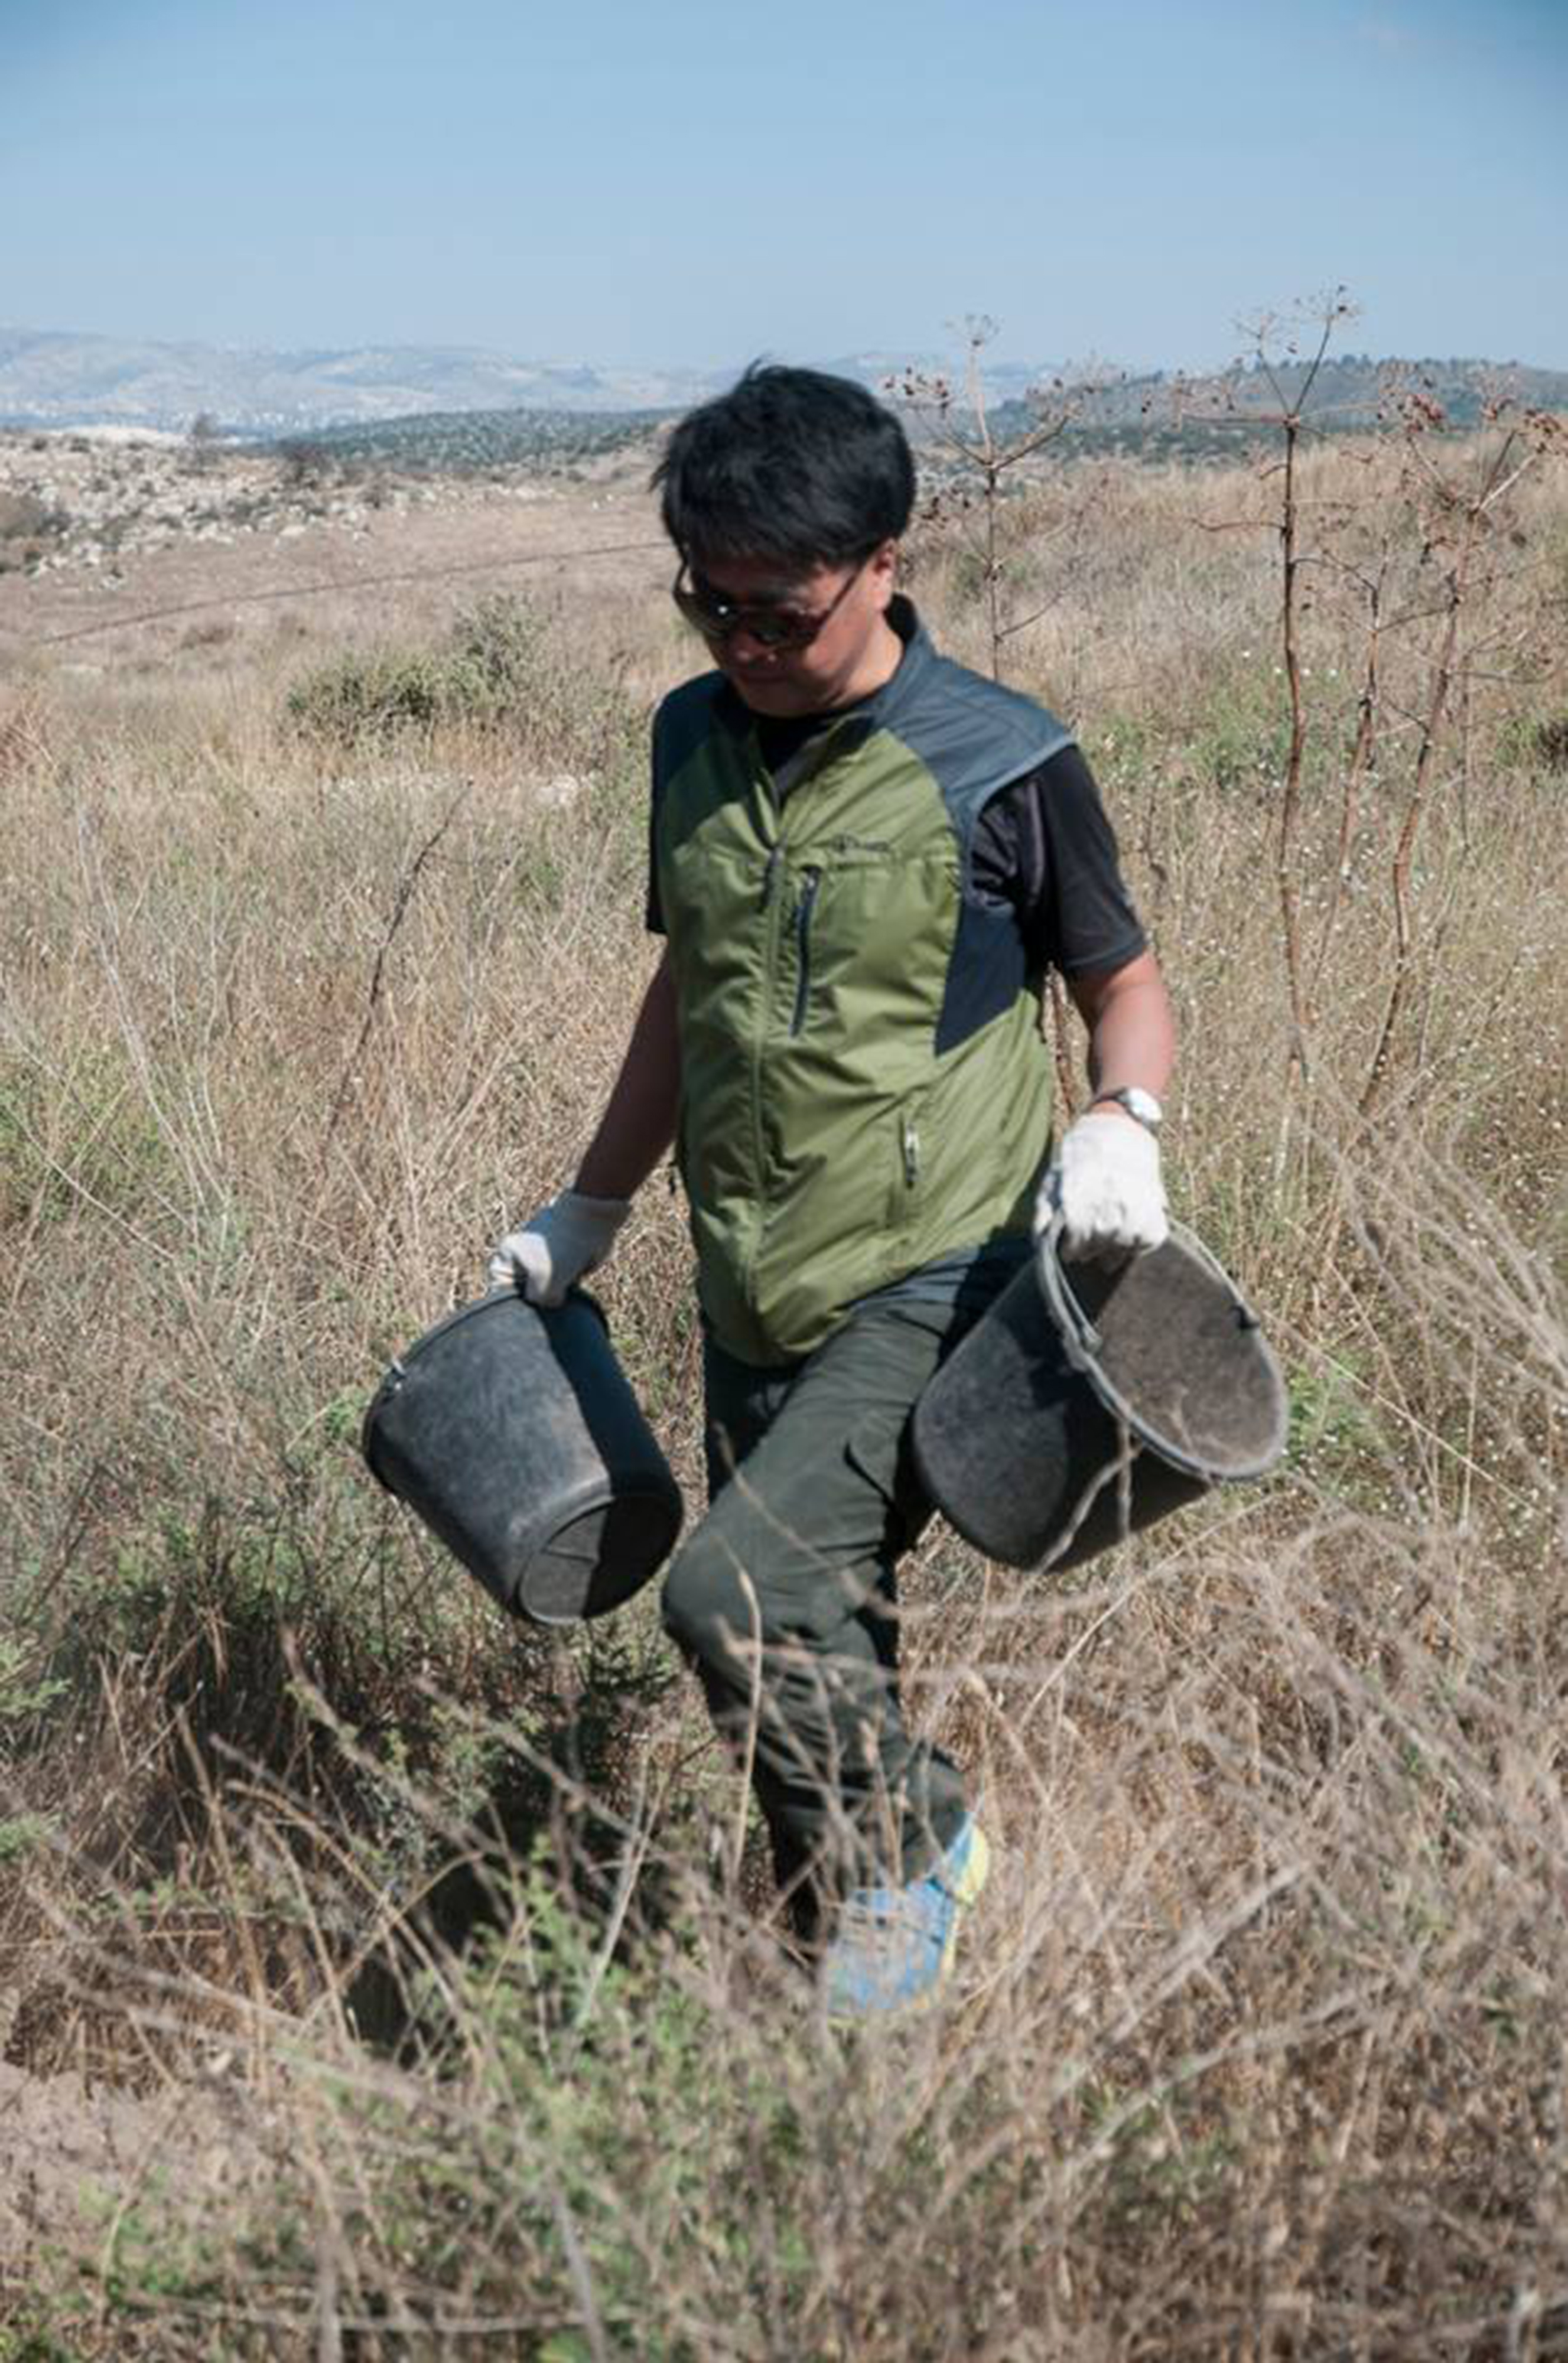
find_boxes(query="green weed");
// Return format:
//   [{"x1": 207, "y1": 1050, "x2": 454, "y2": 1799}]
[
  {"x1": 0, "y1": 1047, "x2": 174, "y2": 1227},
  {"x1": 0, "y1": 1636, "x2": 69, "y2": 1739},
  {"x1": 0, "y1": 1812, "x2": 60, "y2": 1863}
]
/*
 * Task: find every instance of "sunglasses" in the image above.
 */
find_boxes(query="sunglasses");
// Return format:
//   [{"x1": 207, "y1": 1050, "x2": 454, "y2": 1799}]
[{"x1": 671, "y1": 554, "x2": 868, "y2": 653}]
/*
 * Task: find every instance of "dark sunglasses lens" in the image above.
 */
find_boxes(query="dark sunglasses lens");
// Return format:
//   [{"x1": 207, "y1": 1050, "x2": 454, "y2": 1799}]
[
  {"x1": 741, "y1": 610, "x2": 805, "y2": 649},
  {"x1": 676, "y1": 585, "x2": 808, "y2": 650},
  {"x1": 673, "y1": 585, "x2": 712, "y2": 634}
]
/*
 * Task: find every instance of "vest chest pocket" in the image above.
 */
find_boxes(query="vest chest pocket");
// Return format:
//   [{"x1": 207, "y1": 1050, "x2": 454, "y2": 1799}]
[{"x1": 783, "y1": 841, "x2": 956, "y2": 1042}]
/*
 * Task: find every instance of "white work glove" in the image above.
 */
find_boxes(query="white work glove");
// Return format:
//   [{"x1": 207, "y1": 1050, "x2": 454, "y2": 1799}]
[
  {"x1": 1035, "y1": 1112, "x2": 1169, "y2": 1261},
  {"x1": 486, "y1": 1190, "x2": 631, "y2": 1306}
]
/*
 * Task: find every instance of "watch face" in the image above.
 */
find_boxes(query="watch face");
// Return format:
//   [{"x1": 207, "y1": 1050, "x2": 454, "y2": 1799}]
[{"x1": 1114, "y1": 1087, "x2": 1162, "y2": 1129}]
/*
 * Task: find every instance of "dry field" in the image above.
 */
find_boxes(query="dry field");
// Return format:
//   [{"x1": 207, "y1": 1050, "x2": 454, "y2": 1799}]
[{"x1": 2, "y1": 411, "x2": 1567, "y2": 2358}]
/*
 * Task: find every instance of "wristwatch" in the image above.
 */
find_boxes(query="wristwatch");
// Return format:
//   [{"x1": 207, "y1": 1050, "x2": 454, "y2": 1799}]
[{"x1": 1091, "y1": 1085, "x2": 1163, "y2": 1132}]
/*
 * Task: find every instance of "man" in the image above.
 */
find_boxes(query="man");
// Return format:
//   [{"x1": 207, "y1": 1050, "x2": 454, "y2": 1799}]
[{"x1": 489, "y1": 366, "x2": 1174, "y2": 2014}]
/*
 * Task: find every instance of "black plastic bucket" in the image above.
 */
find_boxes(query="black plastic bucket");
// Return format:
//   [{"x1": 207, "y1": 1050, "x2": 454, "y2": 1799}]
[
  {"x1": 912, "y1": 1219, "x2": 1287, "y2": 1571},
  {"x1": 362, "y1": 1288, "x2": 684, "y2": 1626}
]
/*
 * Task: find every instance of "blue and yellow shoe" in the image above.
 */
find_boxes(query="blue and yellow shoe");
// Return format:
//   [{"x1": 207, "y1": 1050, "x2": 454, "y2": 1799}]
[{"x1": 821, "y1": 1815, "x2": 991, "y2": 2019}]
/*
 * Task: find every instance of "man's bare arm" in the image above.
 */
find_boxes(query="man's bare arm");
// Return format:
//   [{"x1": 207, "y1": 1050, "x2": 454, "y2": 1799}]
[
  {"x1": 574, "y1": 951, "x2": 681, "y2": 1200},
  {"x1": 1068, "y1": 948, "x2": 1176, "y2": 1115}
]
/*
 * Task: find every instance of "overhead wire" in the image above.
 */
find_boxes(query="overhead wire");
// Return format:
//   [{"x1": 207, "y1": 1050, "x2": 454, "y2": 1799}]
[{"x1": 7, "y1": 534, "x2": 671, "y2": 650}]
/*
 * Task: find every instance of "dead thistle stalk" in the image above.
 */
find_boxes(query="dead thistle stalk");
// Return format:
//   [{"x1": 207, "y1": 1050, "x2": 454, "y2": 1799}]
[{"x1": 319, "y1": 783, "x2": 469, "y2": 1160}]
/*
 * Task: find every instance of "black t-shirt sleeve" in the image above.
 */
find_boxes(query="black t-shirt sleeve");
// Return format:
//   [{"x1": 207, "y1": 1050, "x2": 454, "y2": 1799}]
[{"x1": 969, "y1": 744, "x2": 1147, "y2": 977}]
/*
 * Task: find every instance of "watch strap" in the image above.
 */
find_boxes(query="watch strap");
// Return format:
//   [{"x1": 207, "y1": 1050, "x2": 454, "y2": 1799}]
[{"x1": 1091, "y1": 1086, "x2": 1163, "y2": 1132}]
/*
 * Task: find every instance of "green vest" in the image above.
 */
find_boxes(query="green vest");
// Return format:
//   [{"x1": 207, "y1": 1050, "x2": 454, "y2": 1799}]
[{"x1": 653, "y1": 603, "x2": 1073, "y2": 1366}]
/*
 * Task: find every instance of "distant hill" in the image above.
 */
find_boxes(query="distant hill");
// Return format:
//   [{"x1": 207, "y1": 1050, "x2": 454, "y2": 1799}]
[
  {"x1": 0, "y1": 328, "x2": 1089, "y2": 435},
  {"x1": 274, "y1": 355, "x2": 1568, "y2": 482},
  {"x1": 984, "y1": 354, "x2": 1568, "y2": 460},
  {"x1": 283, "y1": 405, "x2": 670, "y2": 474},
  {"x1": 1, "y1": 327, "x2": 1562, "y2": 451},
  {"x1": 0, "y1": 330, "x2": 728, "y2": 433}
]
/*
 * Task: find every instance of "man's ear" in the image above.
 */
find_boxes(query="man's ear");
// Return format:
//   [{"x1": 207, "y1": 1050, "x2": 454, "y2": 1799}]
[{"x1": 868, "y1": 539, "x2": 899, "y2": 610}]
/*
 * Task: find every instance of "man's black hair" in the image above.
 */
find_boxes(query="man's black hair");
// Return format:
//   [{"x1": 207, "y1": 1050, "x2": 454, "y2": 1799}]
[{"x1": 653, "y1": 363, "x2": 915, "y2": 575}]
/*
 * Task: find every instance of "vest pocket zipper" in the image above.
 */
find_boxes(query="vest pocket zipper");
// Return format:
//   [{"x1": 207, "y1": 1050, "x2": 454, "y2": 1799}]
[
  {"x1": 789, "y1": 867, "x2": 821, "y2": 1037},
  {"x1": 901, "y1": 1115, "x2": 921, "y2": 1190}
]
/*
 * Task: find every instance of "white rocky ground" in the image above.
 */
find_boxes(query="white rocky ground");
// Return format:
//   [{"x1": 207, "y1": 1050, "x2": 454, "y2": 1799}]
[{"x1": 0, "y1": 427, "x2": 560, "y2": 587}]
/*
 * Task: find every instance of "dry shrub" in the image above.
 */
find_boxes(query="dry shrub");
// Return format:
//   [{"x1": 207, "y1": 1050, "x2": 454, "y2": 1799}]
[
  {"x1": 0, "y1": 488, "x2": 69, "y2": 560},
  {"x1": 2, "y1": 425, "x2": 1567, "y2": 2357},
  {"x1": 283, "y1": 592, "x2": 639, "y2": 777}
]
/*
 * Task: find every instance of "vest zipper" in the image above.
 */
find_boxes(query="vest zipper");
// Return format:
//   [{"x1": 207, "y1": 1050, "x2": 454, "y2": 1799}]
[
  {"x1": 902, "y1": 1115, "x2": 921, "y2": 1190},
  {"x1": 746, "y1": 835, "x2": 788, "y2": 1306},
  {"x1": 789, "y1": 868, "x2": 822, "y2": 1038}
]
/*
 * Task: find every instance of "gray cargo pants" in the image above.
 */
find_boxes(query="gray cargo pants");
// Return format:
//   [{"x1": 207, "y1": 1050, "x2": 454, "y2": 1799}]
[{"x1": 659, "y1": 1296, "x2": 972, "y2": 1918}]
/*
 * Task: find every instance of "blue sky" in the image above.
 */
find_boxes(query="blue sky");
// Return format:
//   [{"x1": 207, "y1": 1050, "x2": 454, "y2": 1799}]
[{"x1": 5, "y1": 0, "x2": 1564, "y2": 371}]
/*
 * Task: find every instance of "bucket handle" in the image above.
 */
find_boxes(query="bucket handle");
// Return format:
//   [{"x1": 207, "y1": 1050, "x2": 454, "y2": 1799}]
[
  {"x1": 1036, "y1": 1209, "x2": 1280, "y2": 1485},
  {"x1": 1035, "y1": 1207, "x2": 1110, "y2": 1372},
  {"x1": 1037, "y1": 1208, "x2": 1260, "y2": 1363}
]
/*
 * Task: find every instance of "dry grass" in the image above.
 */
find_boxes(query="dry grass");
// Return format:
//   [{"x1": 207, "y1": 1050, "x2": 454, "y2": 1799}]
[{"x1": 2, "y1": 422, "x2": 1567, "y2": 2358}]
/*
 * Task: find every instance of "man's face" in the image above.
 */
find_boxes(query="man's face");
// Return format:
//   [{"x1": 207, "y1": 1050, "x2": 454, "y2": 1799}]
[{"x1": 679, "y1": 542, "x2": 900, "y2": 718}]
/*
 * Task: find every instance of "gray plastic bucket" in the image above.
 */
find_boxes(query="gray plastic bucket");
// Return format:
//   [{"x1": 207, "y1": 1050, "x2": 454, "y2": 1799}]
[
  {"x1": 362, "y1": 1288, "x2": 684, "y2": 1626},
  {"x1": 912, "y1": 1219, "x2": 1287, "y2": 1571}
]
